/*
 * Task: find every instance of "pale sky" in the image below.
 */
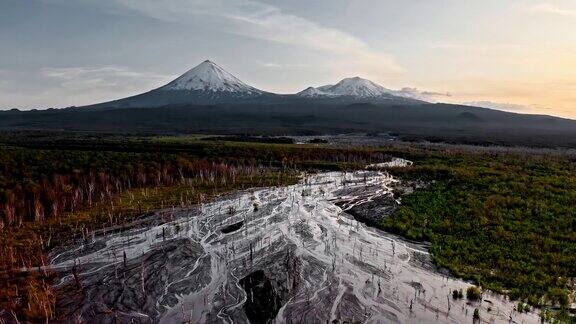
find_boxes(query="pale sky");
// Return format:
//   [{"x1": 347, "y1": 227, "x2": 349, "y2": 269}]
[{"x1": 1, "y1": 0, "x2": 575, "y2": 118}]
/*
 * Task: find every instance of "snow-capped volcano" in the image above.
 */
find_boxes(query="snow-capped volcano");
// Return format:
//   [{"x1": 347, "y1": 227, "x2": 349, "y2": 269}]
[
  {"x1": 296, "y1": 87, "x2": 333, "y2": 97},
  {"x1": 86, "y1": 60, "x2": 269, "y2": 109},
  {"x1": 325, "y1": 77, "x2": 393, "y2": 97},
  {"x1": 160, "y1": 60, "x2": 263, "y2": 94},
  {"x1": 86, "y1": 61, "x2": 423, "y2": 110},
  {"x1": 297, "y1": 77, "x2": 396, "y2": 98}
]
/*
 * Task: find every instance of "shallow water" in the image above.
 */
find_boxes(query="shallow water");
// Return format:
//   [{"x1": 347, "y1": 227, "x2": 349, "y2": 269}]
[
  {"x1": 367, "y1": 158, "x2": 413, "y2": 168},
  {"x1": 51, "y1": 170, "x2": 540, "y2": 323}
]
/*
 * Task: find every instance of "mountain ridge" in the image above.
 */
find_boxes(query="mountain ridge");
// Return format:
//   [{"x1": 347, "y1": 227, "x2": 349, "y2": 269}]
[
  {"x1": 2, "y1": 60, "x2": 576, "y2": 148},
  {"x1": 84, "y1": 60, "x2": 423, "y2": 109},
  {"x1": 317, "y1": 77, "x2": 394, "y2": 97}
]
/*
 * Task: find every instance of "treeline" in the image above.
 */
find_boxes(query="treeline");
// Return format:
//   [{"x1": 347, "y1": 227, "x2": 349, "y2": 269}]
[
  {"x1": 0, "y1": 157, "x2": 259, "y2": 228},
  {"x1": 0, "y1": 139, "x2": 392, "y2": 229},
  {"x1": 201, "y1": 135, "x2": 296, "y2": 144},
  {"x1": 5, "y1": 139, "x2": 391, "y2": 167}
]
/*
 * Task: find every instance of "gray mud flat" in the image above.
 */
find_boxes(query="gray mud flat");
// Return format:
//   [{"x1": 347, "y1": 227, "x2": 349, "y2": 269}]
[{"x1": 51, "y1": 170, "x2": 540, "y2": 323}]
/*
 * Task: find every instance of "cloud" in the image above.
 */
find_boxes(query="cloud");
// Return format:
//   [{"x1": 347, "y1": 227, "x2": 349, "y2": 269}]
[
  {"x1": 259, "y1": 62, "x2": 283, "y2": 69},
  {"x1": 52, "y1": 0, "x2": 401, "y2": 77},
  {"x1": 393, "y1": 87, "x2": 451, "y2": 102},
  {"x1": 421, "y1": 90, "x2": 452, "y2": 97},
  {"x1": 256, "y1": 61, "x2": 309, "y2": 70},
  {"x1": 0, "y1": 66, "x2": 172, "y2": 109},
  {"x1": 41, "y1": 66, "x2": 143, "y2": 79},
  {"x1": 463, "y1": 101, "x2": 531, "y2": 113},
  {"x1": 39, "y1": 66, "x2": 171, "y2": 92},
  {"x1": 529, "y1": 3, "x2": 576, "y2": 18}
]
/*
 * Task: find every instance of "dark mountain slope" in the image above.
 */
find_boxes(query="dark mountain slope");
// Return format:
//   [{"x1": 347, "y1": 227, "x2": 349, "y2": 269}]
[
  {"x1": 2, "y1": 59, "x2": 575, "y2": 147},
  {"x1": 83, "y1": 60, "x2": 423, "y2": 110},
  {"x1": 2, "y1": 102, "x2": 576, "y2": 147}
]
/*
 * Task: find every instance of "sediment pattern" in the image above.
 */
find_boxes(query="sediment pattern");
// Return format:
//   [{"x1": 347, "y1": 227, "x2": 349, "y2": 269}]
[{"x1": 51, "y1": 170, "x2": 539, "y2": 323}]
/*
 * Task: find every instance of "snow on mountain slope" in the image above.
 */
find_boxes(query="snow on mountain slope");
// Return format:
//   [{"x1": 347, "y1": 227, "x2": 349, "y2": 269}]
[
  {"x1": 316, "y1": 84, "x2": 334, "y2": 92},
  {"x1": 297, "y1": 77, "x2": 400, "y2": 99},
  {"x1": 160, "y1": 60, "x2": 263, "y2": 94},
  {"x1": 86, "y1": 61, "x2": 424, "y2": 109},
  {"x1": 325, "y1": 77, "x2": 393, "y2": 97},
  {"x1": 296, "y1": 86, "x2": 333, "y2": 97}
]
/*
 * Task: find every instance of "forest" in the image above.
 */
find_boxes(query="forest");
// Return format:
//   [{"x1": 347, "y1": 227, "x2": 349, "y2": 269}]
[
  {"x1": 0, "y1": 132, "x2": 574, "y2": 322},
  {"x1": 4, "y1": 100, "x2": 576, "y2": 148}
]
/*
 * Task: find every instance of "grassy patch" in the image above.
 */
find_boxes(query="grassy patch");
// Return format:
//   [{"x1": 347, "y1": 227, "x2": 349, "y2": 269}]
[{"x1": 380, "y1": 148, "x2": 576, "y2": 315}]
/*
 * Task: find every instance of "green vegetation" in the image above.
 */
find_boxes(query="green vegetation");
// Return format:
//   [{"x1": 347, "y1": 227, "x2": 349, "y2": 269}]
[
  {"x1": 466, "y1": 286, "x2": 482, "y2": 301},
  {"x1": 518, "y1": 301, "x2": 530, "y2": 313},
  {"x1": 1, "y1": 132, "x2": 575, "y2": 322},
  {"x1": 380, "y1": 146, "x2": 576, "y2": 315}
]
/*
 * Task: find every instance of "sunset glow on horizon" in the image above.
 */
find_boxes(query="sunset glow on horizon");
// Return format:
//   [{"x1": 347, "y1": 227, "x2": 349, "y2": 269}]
[{"x1": 1, "y1": 0, "x2": 575, "y2": 118}]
